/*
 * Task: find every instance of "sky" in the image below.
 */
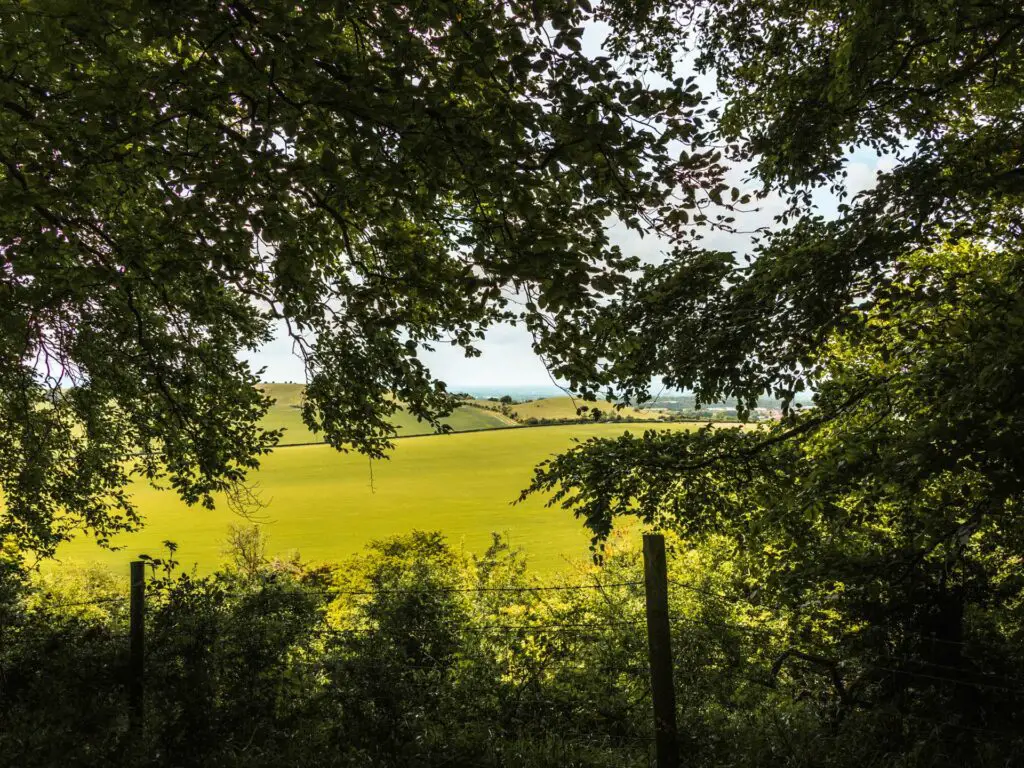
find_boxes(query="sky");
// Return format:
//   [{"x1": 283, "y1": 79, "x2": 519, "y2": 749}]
[
  {"x1": 246, "y1": 21, "x2": 896, "y2": 389},
  {"x1": 249, "y1": 149, "x2": 895, "y2": 388}
]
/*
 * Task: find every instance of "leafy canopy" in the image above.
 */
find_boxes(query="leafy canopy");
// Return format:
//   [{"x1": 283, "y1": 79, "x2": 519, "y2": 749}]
[
  {"x1": 0, "y1": 0, "x2": 714, "y2": 553},
  {"x1": 561, "y1": 0, "x2": 1024, "y2": 409},
  {"x1": 527, "y1": 240, "x2": 1024, "y2": 742},
  {"x1": 523, "y1": 1, "x2": 1024, "y2": 750}
]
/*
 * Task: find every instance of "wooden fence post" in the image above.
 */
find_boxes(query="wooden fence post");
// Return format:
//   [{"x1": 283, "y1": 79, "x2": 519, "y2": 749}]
[
  {"x1": 643, "y1": 533, "x2": 679, "y2": 768},
  {"x1": 129, "y1": 560, "x2": 145, "y2": 731}
]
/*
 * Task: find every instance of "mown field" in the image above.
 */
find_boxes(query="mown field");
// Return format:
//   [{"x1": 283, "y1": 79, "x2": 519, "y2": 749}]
[
  {"x1": 503, "y1": 396, "x2": 661, "y2": 422},
  {"x1": 56, "y1": 423, "x2": 703, "y2": 575},
  {"x1": 259, "y1": 383, "x2": 513, "y2": 444}
]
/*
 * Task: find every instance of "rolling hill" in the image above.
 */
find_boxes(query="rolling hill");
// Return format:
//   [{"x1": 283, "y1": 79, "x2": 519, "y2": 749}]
[
  {"x1": 498, "y1": 396, "x2": 662, "y2": 423},
  {"x1": 258, "y1": 383, "x2": 512, "y2": 445}
]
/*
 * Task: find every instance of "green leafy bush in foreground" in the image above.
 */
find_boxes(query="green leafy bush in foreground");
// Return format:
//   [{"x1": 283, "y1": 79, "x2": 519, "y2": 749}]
[{"x1": 2, "y1": 530, "x2": 1023, "y2": 767}]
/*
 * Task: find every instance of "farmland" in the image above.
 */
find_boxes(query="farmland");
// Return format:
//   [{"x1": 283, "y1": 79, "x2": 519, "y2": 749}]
[
  {"x1": 55, "y1": 422, "x2": 703, "y2": 575},
  {"x1": 259, "y1": 383, "x2": 513, "y2": 444},
  {"x1": 497, "y1": 396, "x2": 661, "y2": 422},
  {"x1": 258, "y1": 384, "x2": 665, "y2": 446}
]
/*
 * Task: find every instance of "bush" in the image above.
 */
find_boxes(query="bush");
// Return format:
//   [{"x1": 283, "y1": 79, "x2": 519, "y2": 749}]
[
  {"x1": 0, "y1": 534, "x2": 658, "y2": 767},
  {"x1": 4, "y1": 531, "x2": 1020, "y2": 767}
]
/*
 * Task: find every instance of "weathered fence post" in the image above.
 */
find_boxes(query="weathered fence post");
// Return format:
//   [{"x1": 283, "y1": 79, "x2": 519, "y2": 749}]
[
  {"x1": 643, "y1": 533, "x2": 679, "y2": 768},
  {"x1": 129, "y1": 560, "x2": 146, "y2": 731}
]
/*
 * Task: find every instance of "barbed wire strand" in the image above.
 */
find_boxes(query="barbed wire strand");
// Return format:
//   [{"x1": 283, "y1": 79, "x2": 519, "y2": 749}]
[
  {"x1": 37, "y1": 595, "x2": 128, "y2": 608},
  {"x1": 319, "y1": 580, "x2": 645, "y2": 597}
]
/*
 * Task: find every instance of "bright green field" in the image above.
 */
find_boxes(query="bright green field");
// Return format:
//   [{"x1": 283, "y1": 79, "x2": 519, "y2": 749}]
[
  {"x1": 259, "y1": 383, "x2": 512, "y2": 444},
  {"x1": 55, "y1": 423, "x2": 698, "y2": 575}
]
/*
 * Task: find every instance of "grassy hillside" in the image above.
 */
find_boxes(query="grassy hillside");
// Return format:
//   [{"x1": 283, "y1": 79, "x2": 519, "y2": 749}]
[
  {"x1": 54, "y1": 423, "x2": 703, "y2": 574},
  {"x1": 258, "y1": 383, "x2": 511, "y2": 444},
  {"x1": 259, "y1": 382, "x2": 307, "y2": 407},
  {"x1": 506, "y1": 396, "x2": 661, "y2": 422},
  {"x1": 260, "y1": 387, "x2": 660, "y2": 441}
]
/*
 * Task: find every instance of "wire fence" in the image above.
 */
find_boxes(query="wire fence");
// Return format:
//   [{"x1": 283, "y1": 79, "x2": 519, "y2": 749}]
[
  {"x1": 38, "y1": 581, "x2": 1024, "y2": 694},
  {"x1": 38, "y1": 579, "x2": 1024, "y2": 693},
  {"x1": 21, "y1": 540, "x2": 1024, "y2": 764}
]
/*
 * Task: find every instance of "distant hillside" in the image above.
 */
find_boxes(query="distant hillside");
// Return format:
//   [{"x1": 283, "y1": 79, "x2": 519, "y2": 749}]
[
  {"x1": 257, "y1": 383, "x2": 512, "y2": 444},
  {"x1": 645, "y1": 393, "x2": 813, "y2": 411},
  {"x1": 469, "y1": 396, "x2": 662, "y2": 424},
  {"x1": 258, "y1": 382, "x2": 307, "y2": 407},
  {"x1": 255, "y1": 387, "x2": 732, "y2": 445}
]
